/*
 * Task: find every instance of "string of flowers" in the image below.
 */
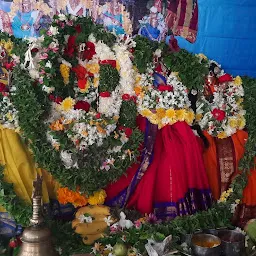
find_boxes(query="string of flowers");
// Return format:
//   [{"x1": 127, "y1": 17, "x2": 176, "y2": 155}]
[
  {"x1": 196, "y1": 57, "x2": 246, "y2": 138},
  {"x1": 136, "y1": 63, "x2": 194, "y2": 129}
]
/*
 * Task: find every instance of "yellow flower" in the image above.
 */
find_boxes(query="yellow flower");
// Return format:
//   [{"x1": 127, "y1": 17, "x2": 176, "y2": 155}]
[
  {"x1": 237, "y1": 98, "x2": 243, "y2": 106},
  {"x1": 134, "y1": 85, "x2": 142, "y2": 96},
  {"x1": 185, "y1": 111, "x2": 195, "y2": 124},
  {"x1": 116, "y1": 61, "x2": 121, "y2": 71},
  {"x1": 227, "y1": 188, "x2": 233, "y2": 193},
  {"x1": 196, "y1": 113, "x2": 203, "y2": 121},
  {"x1": 53, "y1": 143, "x2": 60, "y2": 151},
  {"x1": 217, "y1": 131, "x2": 227, "y2": 139},
  {"x1": 228, "y1": 118, "x2": 238, "y2": 128},
  {"x1": 235, "y1": 199, "x2": 241, "y2": 204},
  {"x1": 171, "y1": 72, "x2": 179, "y2": 77},
  {"x1": 197, "y1": 53, "x2": 207, "y2": 60},
  {"x1": 60, "y1": 64, "x2": 70, "y2": 85},
  {"x1": 6, "y1": 112, "x2": 13, "y2": 121},
  {"x1": 96, "y1": 125, "x2": 106, "y2": 134},
  {"x1": 156, "y1": 108, "x2": 166, "y2": 119},
  {"x1": 88, "y1": 190, "x2": 107, "y2": 206},
  {"x1": 166, "y1": 109, "x2": 176, "y2": 119},
  {"x1": 237, "y1": 117, "x2": 246, "y2": 129},
  {"x1": 176, "y1": 109, "x2": 186, "y2": 121},
  {"x1": 141, "y1": 109, "x2": 152, "y2": 117},
  {"x1": 61, "y1": 97, "x2": 75, "y2": 111},
  {"x1": 149, "y1": 114, "x2": 159, "y2": 125},
  {"x1": 4, "y1": 40, "x2": 13, "y2": 54},
  {"x1": 82, "y1": 130, "x2": 88, "y2": 137},
  {"x1": 86, "y1": 63, "x2": 100, "y2": 74},
  {"x1": 234, "y1": 76, "x2": 242, "y2": 86}
]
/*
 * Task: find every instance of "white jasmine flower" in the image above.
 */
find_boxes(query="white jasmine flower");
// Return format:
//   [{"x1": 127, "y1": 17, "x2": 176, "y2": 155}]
[
  {"x1": 45, "y1": 60, "x2": 52, "y2": 69},
  {"x1": 104, "y1": 216, "x2": 113, "y2": 226},
  {"x1": 58, "y1": 14, "x2": 67, "y2": 21},
  {"x1": 48, "y1": 26, "x2": 59, "y2": 36},
  {"x1": 42, "y1": 85, "x2": 55, "y2": 94}
]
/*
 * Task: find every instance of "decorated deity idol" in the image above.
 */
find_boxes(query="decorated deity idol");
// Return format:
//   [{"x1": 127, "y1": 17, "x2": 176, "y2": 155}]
[
  {"x1": 11, "y1": 0, "x2": 39, "y2": 38},
  {"x1": 102, "y1": 0, "x2": 126, "y2": 35},
  {"x1": 105, "y1": 55, "x2": 213, "y2": 219},
  {"x1": 138, "y1": 6, "x2": 166, "y2": 42}
]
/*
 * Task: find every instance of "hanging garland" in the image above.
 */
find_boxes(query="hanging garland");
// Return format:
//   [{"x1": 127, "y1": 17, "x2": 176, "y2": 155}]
[
  {"x1": 10, "y1": 15, "x2": 143, "y2": 203},
  {"x1": 196, "y1": 58, "x2": 246, "y2": 139},
  {"x1": 136, "y1": 63, "x2": 195, "y2": 129},
  {"x1": 0, "y1": 17, "x2": 255, "y2": 256}
]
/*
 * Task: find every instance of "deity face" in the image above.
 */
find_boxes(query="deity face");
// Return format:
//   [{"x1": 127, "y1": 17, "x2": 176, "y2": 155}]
[
  {"x1": 149, "y1": 13, "x2": 158, "y2": 28},
  {"x1": 21, "y1": 0, "x2": 32, "y2": 13}
]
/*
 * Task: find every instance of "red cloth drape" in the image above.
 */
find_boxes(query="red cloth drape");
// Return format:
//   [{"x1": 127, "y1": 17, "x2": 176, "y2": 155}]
[
  {"x1": 165, "y1": 0, "x2": 198, "y2": 43},
  {"x1": 106, "y1": 120, "x2": 212, "y2": 217}
]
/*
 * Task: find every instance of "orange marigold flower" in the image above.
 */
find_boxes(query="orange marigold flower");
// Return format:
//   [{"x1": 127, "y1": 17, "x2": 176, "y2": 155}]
[
  {"x1": 49, "y1": 119, "x2": 64, "y2": 131},
  {"x1": 57, "y1": 187, "x2": 88, "y2": 207}
]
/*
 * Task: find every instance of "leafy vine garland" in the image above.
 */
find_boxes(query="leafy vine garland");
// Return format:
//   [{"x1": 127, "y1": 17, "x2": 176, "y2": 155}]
[
  {"x1": 11, "y1": 15, "x2": 143, "y2": 200},
  {"x1": 0, "y1": 16, "x2": 255, "y2": 256}
]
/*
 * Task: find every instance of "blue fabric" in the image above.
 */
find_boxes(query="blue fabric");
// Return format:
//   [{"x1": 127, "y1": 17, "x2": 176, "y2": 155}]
[{"x1": 171, "y1": 0, "x2": 256, "y2": 78}]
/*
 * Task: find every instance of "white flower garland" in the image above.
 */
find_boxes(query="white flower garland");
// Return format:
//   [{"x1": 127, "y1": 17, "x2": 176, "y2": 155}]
[
  {"x1": 196, "y1": 61, "x2": 246, "y2": 138},
  {"x1": 136, "y1": 67, "x2": 195, "y2": 129},
  {"x1": 23, "y1": 14, "x2": 137, "y2": 167}
]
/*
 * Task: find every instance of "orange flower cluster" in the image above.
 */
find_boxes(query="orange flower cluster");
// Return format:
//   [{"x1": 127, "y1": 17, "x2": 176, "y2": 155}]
[
  {"x1": 57, "y1": 187, "x2": 88, "y2": 207},
  {"x1": 49, "y1": 119, "x2": 64, "y2": 131}
]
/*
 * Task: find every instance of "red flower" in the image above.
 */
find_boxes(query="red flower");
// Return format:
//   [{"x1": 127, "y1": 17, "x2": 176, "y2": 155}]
[
  {"x1": 99, "y1": 91, "x2": 111, "y2": 97},
  {"x1": 72, "y1": 65, "x2": 89, "y2": 90},
  {"x1": 131, "y1": 95, "x2": 137, "y2": 103},
  {"x1": 55, "y1": 96, "x2": 63, "y2": 104},
  {"x1": 124, "y1": 127, "x2": 133, "y2": 138},
  {"x1": 75, "y1": 24, "x2": 82, "y2": 33},
  {"x1": 212, "y1": 108, "x2": 226, "y2": 121},
  {"x1": 64, "y1": 35, "x2": 76, "y2": 57},
  {"x1": 83, "y1": 42, "x2": 96, "y2": 60},
  {"x1": 0, "y1": 83, "x2": 7, "y2": 92},
  {"x1": 158, "y1": 84, "x2": 173, "y2": 92},
  {"x1": 9, "y1": 239, "x2": 18, "y2": 248},
  {"x1": 218, "y1": 74, "x2": 233, "y2": 83},
  {"x1": 31, "y1": 48, "x2": 39, "y2": 53},
  {"x1": 122, "y1": 94, "x2": 130, "y2": 101},
  {"x1": 74, "y1": 101, "x2": 90, "y2": 112},
  {"x1": 4, "y1": 62, "x2": 15, "y2": 70},
  {"x1": 49, "y1": 94, "x2": 55, "y2": 101},
  {"x1": 95, "y1": 113, "x2": 101, "y2": 119},
  {"x1": 119, "y1": 126, "x2": 133, "y2": 138},
  {"x1": 129, "y1": 48, "x2": 135, "y2": 54},
  {"x1": 99, "y1": 60, "x2": 116, "y2": 68}
]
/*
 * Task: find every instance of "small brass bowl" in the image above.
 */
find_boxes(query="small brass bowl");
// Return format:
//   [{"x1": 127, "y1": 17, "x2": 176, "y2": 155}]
[{"x1": 191, "y1": 233, "x2": 221, "y2": 256}]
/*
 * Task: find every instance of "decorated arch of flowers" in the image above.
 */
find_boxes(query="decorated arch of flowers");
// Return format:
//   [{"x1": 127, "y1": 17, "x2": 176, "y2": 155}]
[{"x1": 0, "y1": 14, "x2": 255, "y2": 256}]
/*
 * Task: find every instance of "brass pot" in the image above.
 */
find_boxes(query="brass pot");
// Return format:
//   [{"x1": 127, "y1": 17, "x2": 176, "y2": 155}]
[{"x1": 18, "y1": 226, "x2": 59, "y2": 256}]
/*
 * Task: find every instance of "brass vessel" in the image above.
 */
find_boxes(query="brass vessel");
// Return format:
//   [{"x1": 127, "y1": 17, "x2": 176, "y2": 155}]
[{"x1": 18, "y1": 175, "x2": 59, "y2": 256}]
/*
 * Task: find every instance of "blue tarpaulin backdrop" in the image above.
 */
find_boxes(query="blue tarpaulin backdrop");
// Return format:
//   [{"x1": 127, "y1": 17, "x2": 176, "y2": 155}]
[{"x1": 175, "y1": 0, "x2": 256, "y2": 78}]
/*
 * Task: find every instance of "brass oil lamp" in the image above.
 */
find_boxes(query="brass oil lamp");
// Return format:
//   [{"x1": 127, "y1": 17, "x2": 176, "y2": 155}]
[{"x1": 18, "y1": 175, "x2": 59, "y2": 256}]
